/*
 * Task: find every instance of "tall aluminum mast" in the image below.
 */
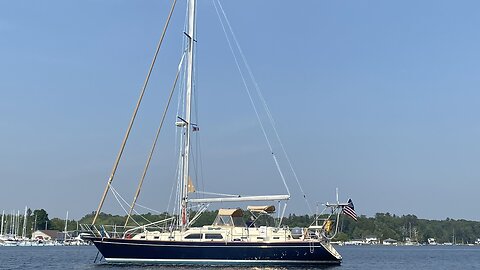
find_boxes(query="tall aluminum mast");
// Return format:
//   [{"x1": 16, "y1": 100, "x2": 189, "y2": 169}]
[{"x1": 180, "y1": 0, "x2": 196, "y2": 230}]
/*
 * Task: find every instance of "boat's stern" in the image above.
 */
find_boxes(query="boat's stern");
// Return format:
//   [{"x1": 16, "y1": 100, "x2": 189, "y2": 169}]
[{"x1": 321, "y1": 241, "x2": 343, "y2": 263}]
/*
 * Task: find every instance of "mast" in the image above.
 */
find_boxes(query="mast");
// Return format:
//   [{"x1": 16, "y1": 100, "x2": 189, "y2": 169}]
[
  {"x1": 22, "y1": 206, "x2": 27, "y2": 239},
  {"x1": 16, "y1": 211, "x2": 20, "y2": 238},
  {"x1": 64, "y1": 211, "x2": 69, "y2": 241},
  {"x1": 180, "y1": 0, "x2": 196, "y2": 230},
  {"x1": 1, "y1": 210, "x2": 4, "y2": 236},
  {"x1": 10, "y1": 211, "x2": 14, "y2": 235}
]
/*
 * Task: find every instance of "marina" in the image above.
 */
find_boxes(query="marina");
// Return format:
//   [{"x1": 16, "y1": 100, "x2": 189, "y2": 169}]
[{"x1": 0, "y1": 209, "x2": 91, "y2": 247}]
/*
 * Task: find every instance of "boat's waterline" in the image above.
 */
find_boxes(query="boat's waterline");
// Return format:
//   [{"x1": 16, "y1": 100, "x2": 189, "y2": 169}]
[{"x1": 104, "y1": 257, "x2": 342, "y2": 265}]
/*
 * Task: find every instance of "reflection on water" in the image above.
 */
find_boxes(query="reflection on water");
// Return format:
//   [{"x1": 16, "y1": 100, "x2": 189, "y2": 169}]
[{"x1": 93, "y1": 263, "x2": 340, "y2": 270}]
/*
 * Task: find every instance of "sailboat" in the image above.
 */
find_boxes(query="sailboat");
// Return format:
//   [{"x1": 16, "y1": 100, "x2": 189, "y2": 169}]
[{"x1": 83, "y1": 0, "x2": 347, "y2": 265}]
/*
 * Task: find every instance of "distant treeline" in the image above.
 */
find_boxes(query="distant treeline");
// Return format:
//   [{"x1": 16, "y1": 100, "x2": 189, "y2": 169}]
[
  {"x1": 337, "y1": 213, "x2": 480, "y2": 244},
  {"x1": 3, "y1": 209, "x2": 480, "y2": 243}
]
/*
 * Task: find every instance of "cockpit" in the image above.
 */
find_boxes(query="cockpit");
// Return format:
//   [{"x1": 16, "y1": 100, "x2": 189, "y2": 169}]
[{"x1": 212, "y1": 208, "x2": 245, "y2": 227}]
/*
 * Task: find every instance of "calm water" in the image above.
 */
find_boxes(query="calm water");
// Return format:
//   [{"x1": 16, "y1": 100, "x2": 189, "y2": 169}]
[{"x1": 0, "y1": 245, "x2": 479, "y2": 270}]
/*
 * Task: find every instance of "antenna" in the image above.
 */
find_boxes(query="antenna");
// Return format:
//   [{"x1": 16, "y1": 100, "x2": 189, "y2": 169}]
[{"x1": 336, "y1": 187, "x2": 339, "y2": 204}]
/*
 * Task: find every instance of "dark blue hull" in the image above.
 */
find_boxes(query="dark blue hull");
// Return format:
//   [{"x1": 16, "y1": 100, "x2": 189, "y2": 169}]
[{"x1": 88, "y1": 237, "x2": 342, "y2": 265}]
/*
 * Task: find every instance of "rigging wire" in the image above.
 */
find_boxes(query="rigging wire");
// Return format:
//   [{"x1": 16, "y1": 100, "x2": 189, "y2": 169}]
[
  {"x1": 167, "y1": 152, "x2": 180, "y2": 213},
  {"x1": 167, "y1": 151, "x2": 183, "y2": 227},
  {"x1": 191, "y1": 0, "x2": 205, "y2": 200},
  {"x1": 215, "y1": 0, "x2": 314, "y2": 213},
  {"x1": 92, "y1": 0, "x2": 179, "y2": 225},
  {"x1": 213, "y1": 0, "x2": 291, "y2": 197},
  {"x1": 110, "y1": 186, "x2": 168, "y2": 228},
  {"x1": 194, "y1": 191, "x2": 240, "y2": 197},
  {"x1": 109, "y1": 186, "x2": 141, "y2": 227},
  {"x1": 134, "y1": 203, "x2": 162, "y2": 214},
  {"x1": 171, "y1": 55, "x2": 187, "y2": 220},
  {"x1": 124, "y1": 51, "x2": 187, "y2": 227},
  {"x1": 197, "y1": 133, "x2": 205, "y2": 199}
]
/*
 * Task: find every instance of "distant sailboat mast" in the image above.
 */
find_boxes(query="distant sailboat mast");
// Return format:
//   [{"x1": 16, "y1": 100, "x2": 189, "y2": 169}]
[
  {"x1": 16, "y1": 210, "x2": 20, "y2": 238},
  {"x1": 22, "y1": 206, "x2": 27, "y2": 239},
  {"x1": 10, "y1": 211, "x2": 14, "y2": 236},
  {"x1": 0, "y1": 210, "x2": 4, "y2": 236},
  {"x1": 10, "y1": 211, "x2": 14, "y2": 237},
  {"x1": 180, "y1": 0, "x2": 196, "y2": 230},
  {"x1": 64, "y1": 211, "x2": 69, "y2": 241}
]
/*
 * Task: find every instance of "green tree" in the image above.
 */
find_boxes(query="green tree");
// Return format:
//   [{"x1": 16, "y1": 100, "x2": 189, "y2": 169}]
[{"x1": 32, "y1": 209, "x2": 50, "y2": 230}]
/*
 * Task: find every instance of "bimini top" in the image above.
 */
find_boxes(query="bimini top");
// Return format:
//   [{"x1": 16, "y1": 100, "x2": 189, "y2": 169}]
[
  {"x1": 213, "y1": 208, "x2": 244, "y2": 227},
  {"x1": 247, "y1": 205, "x2": 275, "y2": 214},
  {"x1": 217, "y1": 208, "x2": 243, "y2": 217}
]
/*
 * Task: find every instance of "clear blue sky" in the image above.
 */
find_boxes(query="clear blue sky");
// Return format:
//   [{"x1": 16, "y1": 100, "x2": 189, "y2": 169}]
[{"x1": 1, "y1": 0, "x2": 480, "y2": 221}]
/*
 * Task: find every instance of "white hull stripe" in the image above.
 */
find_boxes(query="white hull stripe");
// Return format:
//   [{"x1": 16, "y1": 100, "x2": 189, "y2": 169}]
[{"x1": 105, "y1": 258, "x2": 340, "y2": 264}]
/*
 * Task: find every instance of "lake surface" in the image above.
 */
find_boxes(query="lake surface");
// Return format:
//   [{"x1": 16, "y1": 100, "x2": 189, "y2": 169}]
[{"x1": 0, "y1": 245, "x2": 479, "y2": 270}]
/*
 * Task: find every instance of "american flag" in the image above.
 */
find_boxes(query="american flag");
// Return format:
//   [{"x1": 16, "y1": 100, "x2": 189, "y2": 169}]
[{"x1": 342, "y1": 199, "x2": 358, "y2": 221}]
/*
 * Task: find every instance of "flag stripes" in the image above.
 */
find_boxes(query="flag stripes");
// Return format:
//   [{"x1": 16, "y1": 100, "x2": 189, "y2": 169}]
[{"x1": 342, "y1": 199, "x2": 357, "y2": 221}]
